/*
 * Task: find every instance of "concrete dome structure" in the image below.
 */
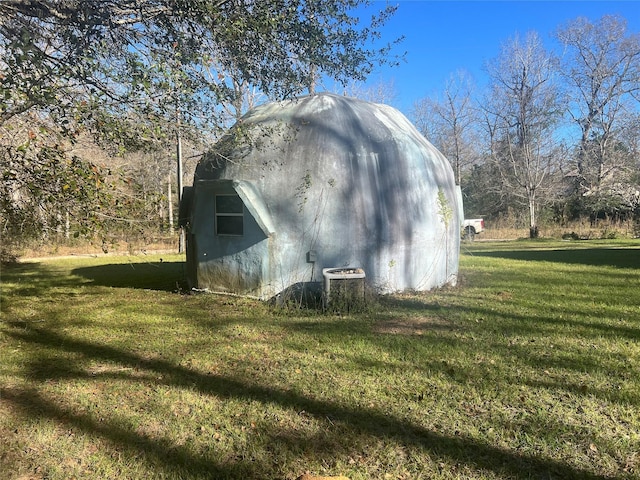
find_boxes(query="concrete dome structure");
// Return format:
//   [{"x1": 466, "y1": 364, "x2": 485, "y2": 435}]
[{"x1": 184, "y1": 93, "x2": 460, "y2": 299}]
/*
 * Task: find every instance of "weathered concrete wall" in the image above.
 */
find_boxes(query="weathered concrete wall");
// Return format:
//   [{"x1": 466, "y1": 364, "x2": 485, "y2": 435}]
[{"x1": 188, "y1": 93, "x2": 460, "y2": 298}]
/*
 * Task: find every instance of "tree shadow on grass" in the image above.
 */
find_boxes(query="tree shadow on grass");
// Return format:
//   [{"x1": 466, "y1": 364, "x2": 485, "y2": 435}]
[
  {"x1": 2, "y1": 323, "x2": 613, "y2": 480},
  {"x1": 1, "y1": 262, "x2": 82, "y2": 297},
  {"x1": 2, "y1": 386, "x2": 255, "y2": 480},
  {"x1": 2, "y1": 260, "x2": 188, "y2": 294},
  {"x1": 71, "y1": 261, "x2": 187, "y2": 292},
  {"x1": 471, "y1": 247, "x2": 640, "y2": 269},
  {"x1": 285, "y1": 309, "x2": 639, "y2": 407}
]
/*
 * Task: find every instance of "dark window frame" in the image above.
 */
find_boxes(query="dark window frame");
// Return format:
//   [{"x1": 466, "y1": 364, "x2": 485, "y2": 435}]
[{"x1": 215, "y1": 194, "x2": 244, "y2": 236}]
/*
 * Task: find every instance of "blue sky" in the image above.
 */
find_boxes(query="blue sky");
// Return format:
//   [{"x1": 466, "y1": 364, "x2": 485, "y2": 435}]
[{"x1": 343, "y1": 0, "x2": 640, "y2": 115}]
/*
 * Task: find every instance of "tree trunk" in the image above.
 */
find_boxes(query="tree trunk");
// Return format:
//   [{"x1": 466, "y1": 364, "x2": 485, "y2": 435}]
[
  {"x1": 176, "y1": 130, "x2": 184, "y2": 254},
  {"x1": 168, "y1": 176, "x2": 174, "y2": 234},
  {"x1": 529, "y1": 194, "x2": 539, "y2": 238}
]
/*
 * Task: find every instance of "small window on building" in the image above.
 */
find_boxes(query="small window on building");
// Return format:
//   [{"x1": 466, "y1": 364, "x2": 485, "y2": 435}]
[{"x1": 215, "y1": 194, "x2": 243, "y2": 236}]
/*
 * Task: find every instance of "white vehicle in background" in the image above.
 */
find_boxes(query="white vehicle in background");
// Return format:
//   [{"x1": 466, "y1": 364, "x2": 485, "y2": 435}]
[
  {"x1": 461, "y1": 218, "x2": 485, "y2": 241},
  {"x1": 455, "y1": 185, "x2": 485, "y2": 241}
]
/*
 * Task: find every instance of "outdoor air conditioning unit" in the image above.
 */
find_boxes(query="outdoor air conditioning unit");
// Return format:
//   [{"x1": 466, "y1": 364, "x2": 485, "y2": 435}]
[{"x1": 322, "y1": 267, "x2": 366, "y2": 310}]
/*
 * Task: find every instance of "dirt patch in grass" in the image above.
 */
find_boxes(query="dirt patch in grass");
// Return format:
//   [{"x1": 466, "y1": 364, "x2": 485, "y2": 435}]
[{"x1": 373, "y1": 316, "x2": 457, "y2": 335}]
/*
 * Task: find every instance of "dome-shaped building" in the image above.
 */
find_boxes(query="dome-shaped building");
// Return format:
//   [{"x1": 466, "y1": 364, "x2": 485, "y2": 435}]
[{"x1": 183, "y1": 93, "x2": 460, "y2": 299}]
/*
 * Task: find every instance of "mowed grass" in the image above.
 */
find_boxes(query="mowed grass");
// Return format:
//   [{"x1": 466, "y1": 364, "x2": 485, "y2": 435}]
[{"x1": 1, "y1": 240, "x2": 639, "y2": 480}]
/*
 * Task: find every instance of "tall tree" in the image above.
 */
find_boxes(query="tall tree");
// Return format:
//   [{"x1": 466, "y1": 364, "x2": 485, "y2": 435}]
[
  {"x1": 0, "y1": 0, "x2": 401, "y2": 246},
  {"x1": 555, "y1": 15, "x2": 640, "y2": 220},
  {"x1": 412, "y1": 70, "x2": 479, "y2": 186},
  {"x1": 483, "y1": 32, "x2": 563, "y2": 237}
]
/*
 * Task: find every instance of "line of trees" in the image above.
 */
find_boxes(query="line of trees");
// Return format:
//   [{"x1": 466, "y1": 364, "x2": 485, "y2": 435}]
[
  {"x1": 413, "y1": 15, "x2": 640, "y2": 237},
  {"x1": 2, "y1": 5, "x2": 638, "y2": 253},
  {"x1": 0, "y1": 0, "x2": 402, "y2": 254}
]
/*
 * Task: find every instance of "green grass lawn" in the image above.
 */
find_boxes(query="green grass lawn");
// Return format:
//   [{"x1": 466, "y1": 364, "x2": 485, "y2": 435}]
[{"x1": 1, "y1": 240, "x2": 639, "y2": 480}]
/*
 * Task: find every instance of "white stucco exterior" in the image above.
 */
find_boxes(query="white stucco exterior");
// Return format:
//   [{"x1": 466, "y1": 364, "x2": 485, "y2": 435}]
[{"x1": 184, "y1": 93, "x2": 460, "y2": 299}]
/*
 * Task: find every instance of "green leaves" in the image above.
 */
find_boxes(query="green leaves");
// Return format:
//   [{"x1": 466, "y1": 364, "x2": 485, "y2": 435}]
[
  {"x1": 1, "y1": 1, "x2": 401, "y2": 130},
  {"x1": 0, "y1": 119, "x2": 111, "y2": 241},
  {"x1": 1, "y1": 1, "x2": 402, "y2": 248}
]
